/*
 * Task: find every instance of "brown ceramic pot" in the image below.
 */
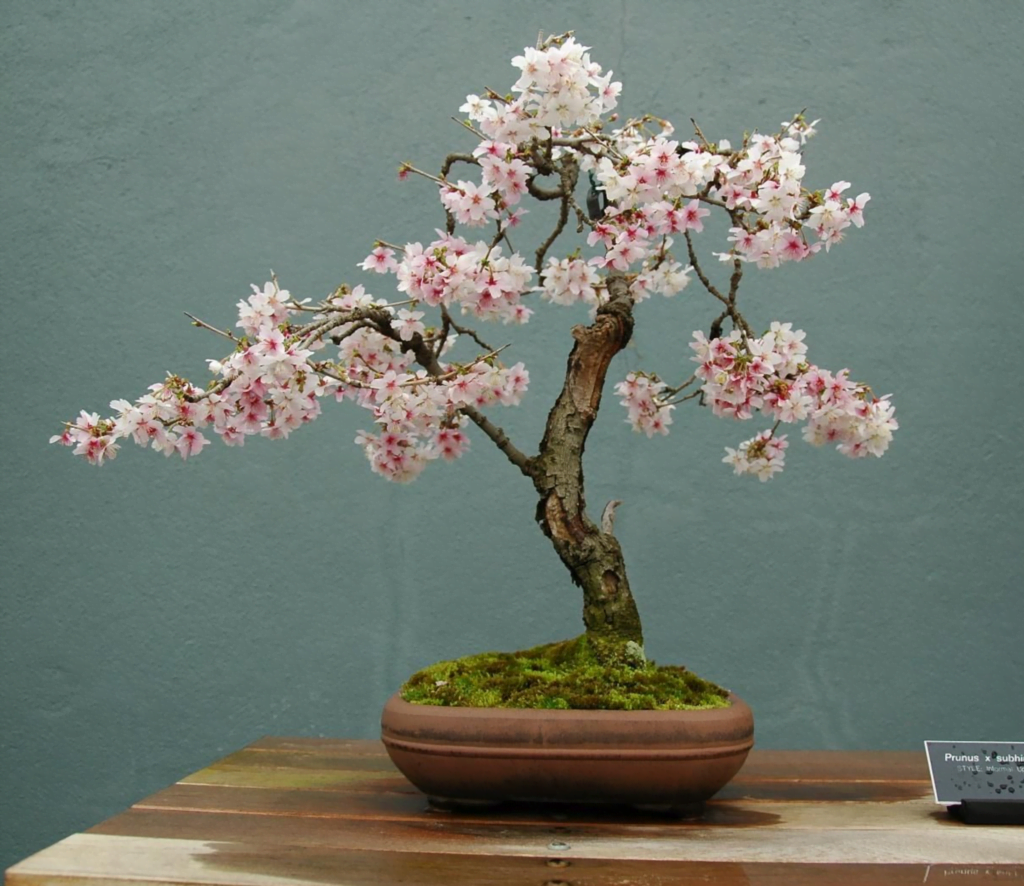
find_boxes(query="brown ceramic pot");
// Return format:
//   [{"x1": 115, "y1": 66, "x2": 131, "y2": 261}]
[{"x1": 381, "y1": 692, "x2": 754, "y2": 814}]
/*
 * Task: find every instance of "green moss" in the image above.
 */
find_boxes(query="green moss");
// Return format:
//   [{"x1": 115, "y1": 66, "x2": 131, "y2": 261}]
[{"x1": 400, "y1": 635, "x2": 731, "y2": 711}]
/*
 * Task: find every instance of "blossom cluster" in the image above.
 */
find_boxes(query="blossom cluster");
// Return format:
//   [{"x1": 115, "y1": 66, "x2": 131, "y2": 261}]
[
  {"x1": 592, "y1": 126, "x2": 869, "y2": 269},
  {"x1": 460, "y1": 35, "x2": 620, "y2": 146},
  {"x1": 451, "y1": 43, "x2": 693, "y2": 300},
  {"x1": 614, "y1": 373, "x2": 673, "y2": 437},
  {"x1": 449, "y1": 38, "x2": 689, "y2": 304},
  {"x1": 55, "y1": 34, "x2": 895, "y2": 485},
  {"x1": 53, "y1": 280, "x2": 529, "y2": 482},
  {"x1": 340, "y1": 291, "x2": 531, "y2": 482},
  {"x1": 584, "y1": 204, "x2": 697, "y2": 299},
  {"x1": 431, "y1": 35, "x2": 622, "y2": 250},
  {"x1": 364, "y1": 236, "x2": 534, "y2": 326},
  {"x1": 424, "y1": 39, "x2": 867, "y2": 307},
  {"x1": 539, "y1": 257, "x2": 602, "y2": 306},
  {"x1": 615, "y1": 321, "x2": 897, "y2": 480},
  {"x1": 436, "y1": 138, "x2": 534, "y2": 227},
  {"x1": 692, "y1": 323, "x2": 897, "y2": 478},
  {"x1": 52, "y1": 282, "x2": 320, "y2": 466},
  {"x1": 723, "y1": 430, "x2": 790, "y2": 482}
]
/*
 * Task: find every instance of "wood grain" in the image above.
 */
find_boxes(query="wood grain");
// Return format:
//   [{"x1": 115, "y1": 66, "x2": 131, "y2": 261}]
[{"x1": 7, "y1": 740, "x2": 1023, "y2": 885}]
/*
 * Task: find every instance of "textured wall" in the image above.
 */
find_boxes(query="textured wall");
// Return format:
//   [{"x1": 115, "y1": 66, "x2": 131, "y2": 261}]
[{"x1": 3, "y1": 0, "x2": 1022, "y2": 868}]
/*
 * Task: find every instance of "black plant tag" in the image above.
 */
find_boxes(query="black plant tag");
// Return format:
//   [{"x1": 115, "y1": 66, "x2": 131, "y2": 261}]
[{"x1": 925, "y1": 741, "x2": 1024, "y2": 824}]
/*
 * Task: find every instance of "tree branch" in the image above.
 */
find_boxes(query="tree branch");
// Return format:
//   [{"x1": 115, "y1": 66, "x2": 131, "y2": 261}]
[
  {"x1": 439, "y1": 305, "x2": 495, "y2": 352},
  {"x1": 460, "y1": 404, "x2": 535, "y2": 478},
  {"x1": 533, "y1": 155, "x2": 579, "y2": 273},
  {"x1": 536, "y1": 191, "x2": 571, "y2": 274},
  {"x1": 685, "y1": 231, "x2": 753, "y2": 337},
  {"x1": 684, "y1": 231, "x2": 729, "y2": 306},
  {"x1": 394, "y1": 321, "x2": 535, "y2": 477},
  {"x1": 441, "y1": 152, "x2": 478, "y2": 179}
]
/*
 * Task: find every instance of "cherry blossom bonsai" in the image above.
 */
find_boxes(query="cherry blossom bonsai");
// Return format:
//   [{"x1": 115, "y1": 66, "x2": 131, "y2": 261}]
[{"x1": 54, "y1": 32, "x2": 896, "y2": 711}]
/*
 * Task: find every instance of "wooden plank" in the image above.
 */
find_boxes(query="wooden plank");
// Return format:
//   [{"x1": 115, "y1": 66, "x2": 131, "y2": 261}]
[
  {"x1": 180, "y1": 761, "x2": 406, "y2": 792},
  {"x1": 138, "y1": 782, "x2": 436, "y2": 820},
  {"x1": 172, "y1": 766, "x2": 932, "y2": 807},
  {"x1": 8, "y1": 741, "x2": 1020, "y2": 885},
  {"x1": 177, "y1": 745, "x2": 932, "y2": 804},
  {"x1": 83, "y1": 803, "x2": 1024, "y2": 864},
  {"x1": 136, "y1": 778, "x2": 933, "y2": 828},
  {"x1": 176, "y1": 744, "x2": 408, "y2": 793},
  {"x1": 14, "y1": 833, "x2": 1024, "y2": 886},
  {"x1": 241, "y1": 740, "x2": 932, "y2": 782},
  {"x1": 246, "y1": 737, "x2": 383, "y2": 754},
  {"x1": 202, "y1": 748, "x2": 398, "y2": 772},
  {"x1": 9, "y1": 827, "x2": 1024, "y2": 880}
]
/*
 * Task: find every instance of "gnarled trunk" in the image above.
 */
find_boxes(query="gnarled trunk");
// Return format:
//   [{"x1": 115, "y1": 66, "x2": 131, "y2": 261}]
[{"x1": 530, "y1": 274, "x2": 644, "y2": 652}]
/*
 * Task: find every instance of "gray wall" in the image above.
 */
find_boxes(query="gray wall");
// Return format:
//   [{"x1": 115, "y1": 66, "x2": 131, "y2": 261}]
[{"x1": 3, "y1": 0, "x2": 1022, "y2": 869}]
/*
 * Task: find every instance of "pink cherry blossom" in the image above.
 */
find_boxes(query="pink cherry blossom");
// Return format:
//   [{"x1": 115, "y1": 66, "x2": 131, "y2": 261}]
[
  {"x1": 679, "y1": 200, "x2": 711, "y2": 232},
  {"x1": 175, "y1": 427, "x2": 210, "y2": 460},
  {"x1": 56, "y1": 37, "x2": 890, "y2": 488},
  {"x1": 615, "y1": 372, "x2": 674, "y2": 437},
  {"x1": 723, "y1": 431, "x2": 788, "y2": 481},
  {"x1": 395, "y1": 309, "x2": 426, "y2": 342},
  {"x1": 360, "y1": 246, "x2": 399, "y2": 274},
  {"x1": 440, "y1": 181, "x2": 499, "y2": 227}
]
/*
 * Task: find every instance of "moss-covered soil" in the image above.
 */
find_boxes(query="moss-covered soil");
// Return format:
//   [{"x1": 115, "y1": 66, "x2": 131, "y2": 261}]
[{"x1": 400, "y1": 635, "x2": 731, "y2": 710}]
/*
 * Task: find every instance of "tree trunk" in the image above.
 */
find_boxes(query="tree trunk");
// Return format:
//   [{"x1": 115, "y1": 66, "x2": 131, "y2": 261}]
[{"x1": 531, "y1": 273, "x2": 644, "y2": 655}]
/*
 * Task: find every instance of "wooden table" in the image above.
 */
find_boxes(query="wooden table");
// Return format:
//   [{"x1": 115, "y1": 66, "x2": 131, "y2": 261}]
[{"x1": 7, "y1": 739, "x2": 1023, "y2": 884}]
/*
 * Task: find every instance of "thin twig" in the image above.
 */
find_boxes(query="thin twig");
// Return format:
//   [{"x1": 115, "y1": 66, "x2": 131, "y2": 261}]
[
  {"x1": 551, "y1": 131, "x2": 609, "y2": 155},
  {"x1": 696, "y1": 193, "x2": 731, "y2": 210},
  {"x1": 441, "y1": 152, "x2": 479, "y2": 179},
  {"x1": 534, "y1": 156, "x2": 578, "y2": 272},
  {"x1": 659, "y1": 388, "x2": 704, "y2": 407},
  {"x1": 690, "y1": 117, "x2": 712, "y2": 149},
  {"x1": 535, "y1": 192, "x2": 570, "y2": 273},
  {"x1": 311, "y1": 362, "x2": 354, "y2": 386},
  {"x1": 379, "y1": 297, "x2": 421, "y2": 310},
  {"x1": 568, "y1": 196, "x2": 594, "y2": 232},
  {"x1": 440, "y1": 305, "x2": 495, "y2": 352},
  {"x1": 683, "y1": 232, "x2": 729, "y2": 305},
  {"x1": 400, "y1": 163, "x2": 446, "y2": 186},
  {"x1": 295, "y1": 315, "x2": 352, "y2": 346},
  {"x1": 433, "y1": 314, "x2": 452, "y2": 359},
  {"x1": 330, "y1": 320, "x2": 375, "y2": 345},
  {"x1": 184, "y1": 313, "x2": 237, "y2": 342},
  {"x1": 451, "y1": 117, "x2": 486, "y2": 140},
  {"x1": 482, "y1": 87, "x2": 510, "y2": 104},
  {"x1": 661, "y1": 373, "x2": 698, "y2": 398}
]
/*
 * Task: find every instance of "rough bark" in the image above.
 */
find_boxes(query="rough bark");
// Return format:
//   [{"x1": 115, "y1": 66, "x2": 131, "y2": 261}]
[
  {"x1": 405, "y1": 263, "x2": 645, "y2": 657},
  {"x1": 530, "y1": 273, "x2": 644, "y2": 651}
]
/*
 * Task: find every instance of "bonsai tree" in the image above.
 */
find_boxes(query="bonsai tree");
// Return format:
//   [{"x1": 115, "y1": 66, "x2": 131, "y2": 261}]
[{"x1": 53, "y1": 33, "x2": 896, "y2": 706}]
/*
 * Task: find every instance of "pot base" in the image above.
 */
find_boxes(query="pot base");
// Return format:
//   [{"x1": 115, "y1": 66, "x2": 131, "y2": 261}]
[
  {"x1": 426, "y1": 795, "x2": 502, "y2": 811},
  {"x1": 425, "y1": 794, "x2": 708, "y2": 818}
]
